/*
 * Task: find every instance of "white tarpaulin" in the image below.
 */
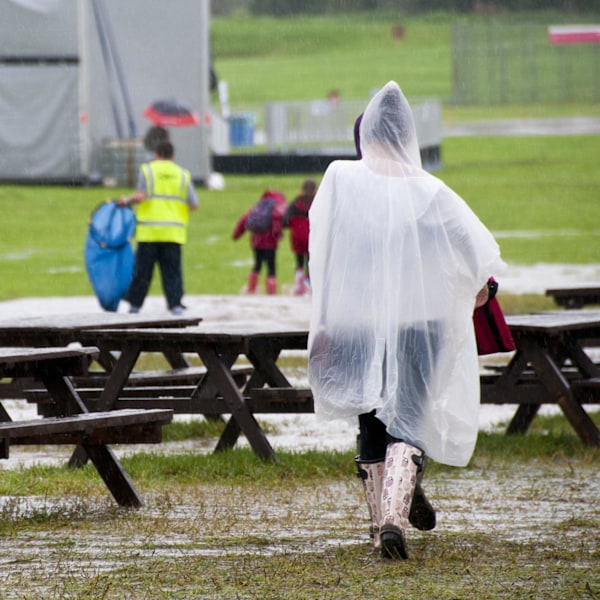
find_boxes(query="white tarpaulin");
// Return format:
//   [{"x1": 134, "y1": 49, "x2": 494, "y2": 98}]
[
  {"x1": 0, "y1": 66, "x2": 81, "y2": 179},
  {"x1": 0, "y1": 0, "x2": 211, "y2": 183}
]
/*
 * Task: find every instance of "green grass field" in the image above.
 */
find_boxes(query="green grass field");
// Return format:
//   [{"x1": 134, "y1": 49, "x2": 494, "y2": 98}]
[
  {"x1": 1, "y1": 12, "x2": 599, "y2": 302},
  {"x1": 1, "y1": 13, "x2": 599, "y2": 599},
  {"x1": 1, "y1": 414, "x2": 598, "y2": 599},
  {"x1": 211, "y1": 12, "x2": 600, "y2": 117},
  {"x1": 1, "y1": 134, "x2": 598, "y2": 301}
]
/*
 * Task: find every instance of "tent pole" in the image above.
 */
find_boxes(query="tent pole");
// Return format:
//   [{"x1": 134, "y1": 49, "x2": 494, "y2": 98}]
[
  {"x1": 90, "y1": 0, "x2": 124, "y2": 138},
  {"x1": 94, "y1": 0, "x2": 137, "y2": 139},
  {"x1": 198, "y1": 0, "x2": 212, "y2": 181}
]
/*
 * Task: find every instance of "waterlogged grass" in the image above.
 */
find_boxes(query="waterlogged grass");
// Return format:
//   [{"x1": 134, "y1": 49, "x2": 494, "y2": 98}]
[
  {"x1": 0, "y1": 430, "x2": 598, "y2": 598},
  {"x1": 2, "y1": 411, "x2": 598, "y2": 499}
]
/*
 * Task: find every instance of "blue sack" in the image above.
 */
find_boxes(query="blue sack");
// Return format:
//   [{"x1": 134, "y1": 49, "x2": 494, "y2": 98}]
[{"x1": 84, "y1": 200, "x2": 136, "y2": 312}]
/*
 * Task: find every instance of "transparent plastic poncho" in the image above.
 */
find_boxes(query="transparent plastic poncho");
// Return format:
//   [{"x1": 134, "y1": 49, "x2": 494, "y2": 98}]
[{"x1": 307, "y1": 82, "x2": 505, "y2": 466}]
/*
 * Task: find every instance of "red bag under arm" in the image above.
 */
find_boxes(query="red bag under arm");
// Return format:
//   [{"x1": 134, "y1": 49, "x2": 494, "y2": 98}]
[{"x1": 473, "y1": 279, "x2": 516, "y2": 355}]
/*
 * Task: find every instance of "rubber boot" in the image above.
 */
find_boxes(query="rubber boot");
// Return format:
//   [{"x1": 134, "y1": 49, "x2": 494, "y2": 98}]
[
  {"x1": 409, "y1": 464, "x2": 436, "y2": 531},
  {"x1": 303, "y1": 275, "x2": 311, "y2": 294},
  {"x1": 246, "y1": 271, "x2": 259, "y2": 294},
  {"x1": 379, "y1": 441, "x2": 424, "y2": 560},
  {"x1": 293, "y1": 269, "x2": 305, "y2": 296},
  {"x1": 265, "y1": 275, "x2": 277, "y2": 295},
  {"x1": 355, "y1": 457, "x2": 385, "y2": 550}
]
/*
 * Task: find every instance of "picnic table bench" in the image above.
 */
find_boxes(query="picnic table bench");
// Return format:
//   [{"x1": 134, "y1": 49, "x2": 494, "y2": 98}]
[
  {"x1": 0, "y1": 312, "x2": 202, "y2": 399},
  {"x1": 25, "y1": 365, "x2": 254, "y2": 410},
  {"x1": 0, "y1": 346, "x2": 173, "y2": 507},
  {"x1": 0, "y1": 409, "x2": 171, "y2": 454},
  {"x1": 545, "y1": 286, "x2": 600, "y2": 309},
  {"x1": 77, "y1": 326, "x2": 312, "y2": 461},
  {"x1": 480, "y1": 310, "x2": 600, "y2": 445}
]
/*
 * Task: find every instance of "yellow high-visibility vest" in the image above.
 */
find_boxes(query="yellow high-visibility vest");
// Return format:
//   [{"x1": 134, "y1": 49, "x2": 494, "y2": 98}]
[{"x1": 135, "y1": 160, "x2": 192, "y2": 244}]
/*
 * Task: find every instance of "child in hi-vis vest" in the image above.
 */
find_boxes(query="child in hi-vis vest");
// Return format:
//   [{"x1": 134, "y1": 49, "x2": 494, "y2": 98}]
[{"x1": 232, "y1": 190, "x2": 286, "y2": 294}]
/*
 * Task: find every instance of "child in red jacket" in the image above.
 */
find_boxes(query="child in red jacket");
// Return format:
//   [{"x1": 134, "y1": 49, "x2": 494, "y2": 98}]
[
  {"x1": 232, "y1": 190, "x2": 286, "y2": 294},
  {"x1": 283, "y1": 179, "x2": 317, "y2": 295}
]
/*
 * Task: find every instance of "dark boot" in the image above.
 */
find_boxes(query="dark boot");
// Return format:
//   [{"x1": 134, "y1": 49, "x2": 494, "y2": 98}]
[{"x1": 409, "y1": 459, "x2": 436, "y2": 531}]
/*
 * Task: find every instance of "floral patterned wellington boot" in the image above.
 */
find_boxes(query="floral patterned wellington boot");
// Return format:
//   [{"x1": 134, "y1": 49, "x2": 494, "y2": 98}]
[
  {"x1": 355, "y1": 458, "x2": 385, "y2": 550},
  {"x1": 379, "y1": 441, "x2": 424, "y2": 559}
]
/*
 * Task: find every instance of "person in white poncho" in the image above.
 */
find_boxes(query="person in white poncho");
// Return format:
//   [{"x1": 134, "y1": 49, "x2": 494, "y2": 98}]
[{"x1": 307, "y1": 81, "x2": 506, "y2": 560}]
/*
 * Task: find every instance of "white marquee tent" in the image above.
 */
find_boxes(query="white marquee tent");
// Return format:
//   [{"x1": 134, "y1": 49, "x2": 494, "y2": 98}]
[{"x1": 0, "y1": 0, "x2": 211, "y2": 184}]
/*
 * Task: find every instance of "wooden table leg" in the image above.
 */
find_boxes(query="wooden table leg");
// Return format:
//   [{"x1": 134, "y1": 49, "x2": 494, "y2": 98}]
[
  {"x1": 187, "y1": 357, "x2": 230, "y2": 423},
  {"x1": 507, "y1": 404, "x2": 541, "y2": 434},
  {"x1": 69, "y1": 344, "x2": 143, "y2": 467},
  {"x1": 96, "y1": 343, "x2": 142, "y2": 411},
  {"x1": 83, "y1": 444, "x2": 143, "y2": 507},
  {"x1": 0, "y1": 403, "x2": 12, "y2": 422},
  {"x1": 198, "y1": 347, "x2": 277, "y2": 462},
  {"x1": 488, "y1": 349, "x2": 540, "y2": 434},
  {"x1": 214, "y1": 341, "x2": 291, "y2": 452},
  {"x1": 163, "y1": 348, "x2": 190, "y2": 369},
  {"x1": 215, "y1": 417, "x2": 242, "y2": 452},
  {"x1": 527, "y1": 343, "x2": 600, "y2": 446},
  {"x1": 246, "y1": 338, "x2": 290, "y2": 387},
  {"x1": 39, "y1": 369, "x2": 145, "y2": 505}
]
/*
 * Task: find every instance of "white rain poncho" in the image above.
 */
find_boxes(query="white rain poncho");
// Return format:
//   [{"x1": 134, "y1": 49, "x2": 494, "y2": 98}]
[{"x1": 307, "y1": 81, "x2": 506, "y2": 467}]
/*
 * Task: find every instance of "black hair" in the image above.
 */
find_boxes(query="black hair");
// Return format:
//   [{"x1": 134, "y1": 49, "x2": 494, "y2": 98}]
[{"x1": 155, "y1": 140, "x2": 174, "y2": 159}]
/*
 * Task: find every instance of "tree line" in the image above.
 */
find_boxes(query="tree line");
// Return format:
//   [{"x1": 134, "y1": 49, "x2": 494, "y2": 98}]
[{"x1": 212, "y1": 0, "x2": 599, "y2": 16}]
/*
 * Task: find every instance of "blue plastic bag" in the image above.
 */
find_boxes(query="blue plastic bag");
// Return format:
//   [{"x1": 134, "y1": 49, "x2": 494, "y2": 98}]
[{"x1": 84, "y1": 200, "x2": 136, "y2": 312}]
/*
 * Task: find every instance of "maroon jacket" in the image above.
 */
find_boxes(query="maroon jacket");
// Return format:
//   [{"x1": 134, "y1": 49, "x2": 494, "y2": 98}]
[
  {"x1": 232, "y1": 191, "x2": 286, "y2": 250},
  {"x1": 282, "y1": 194, "x2": 312, "y2": 255}
]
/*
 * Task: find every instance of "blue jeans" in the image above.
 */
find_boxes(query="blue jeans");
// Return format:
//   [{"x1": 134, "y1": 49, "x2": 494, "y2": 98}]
[{"x1": 125, "y1": 242, "x2": 183, "y2": 309}]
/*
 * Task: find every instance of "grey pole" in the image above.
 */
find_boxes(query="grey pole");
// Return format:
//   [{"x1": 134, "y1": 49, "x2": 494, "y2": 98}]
[{"x1": 197, "y1": 0, "x2": 212, "y2": 182}]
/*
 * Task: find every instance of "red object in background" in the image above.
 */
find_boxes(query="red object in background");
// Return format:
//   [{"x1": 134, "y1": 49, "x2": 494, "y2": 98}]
[
  {"x1": 548, "y1": 25, "x2": 600, "y2": 44},
  {"x1": 143, "y1": 99, "x2": 200, "y2": 127}
]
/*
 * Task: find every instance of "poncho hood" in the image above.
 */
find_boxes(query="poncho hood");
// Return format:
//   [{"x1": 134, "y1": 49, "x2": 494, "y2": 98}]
[{"x1": 359, "y1": 81, "x2": 422, "y2": 170}]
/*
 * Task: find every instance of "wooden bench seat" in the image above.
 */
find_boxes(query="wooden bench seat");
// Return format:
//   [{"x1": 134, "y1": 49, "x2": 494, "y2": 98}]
[
  {"x1": 26, "y1": 385, "x2": 200, "y2": 404},
  {"x1": 546, "y1": 287, "x2": 600, "y2": 309},
  {"x1": 0, "y1": 408, "x2": 173, "y2": 459},
  {"x1": 44, "y1": 387, "x2": 315, "y2": 416},
  {"x1": 23, "y1": 365, "x2": 253, "y2": 406},
  {"x1": 245, "y1": 387, "x2": 314, "y2": 413},
  {"x1": 72, "y1": 365, "x2": 253, "y2": 388},
  {"x1": 481, "y1": 372, "x2": 600, "y2": 406}
]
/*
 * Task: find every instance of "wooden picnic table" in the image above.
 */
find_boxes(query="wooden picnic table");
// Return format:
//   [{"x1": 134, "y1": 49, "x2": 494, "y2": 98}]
[
  {"x1": 0, "y1": 312, "x2": 202, "y2": 370},
  {"x1": 0, "y1": 346, "x2": 173, "y2": 507},
  {"x1": 480, "y1": 310, "x2": 600, "y2": 445},
  {"x1": 0, "y1": 313, "x2": 203, "y2": 402},
  {"x1": 78, "y1": 326, "x2": 311, "y2": 462},
  {"x1": 545, "y1": 286, "x2": 600, "y2": 309}
]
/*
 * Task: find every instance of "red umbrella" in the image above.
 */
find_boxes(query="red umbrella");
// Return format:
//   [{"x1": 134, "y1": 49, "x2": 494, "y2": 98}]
[{"x1": 143, "y1": 99, "x2": 200, "y2": 127}]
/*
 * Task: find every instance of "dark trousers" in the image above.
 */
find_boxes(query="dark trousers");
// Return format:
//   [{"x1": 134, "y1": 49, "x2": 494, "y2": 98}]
[
  {"x1": 252, "y1": 248, "x2": 276, "y2": 277},
  {"x1": 357, "y1": 322, "x2": 442, "y2": 461},
  {"x1": 295, "y1": 252, "x2": 309, "y2": 275},
  {"x1": 125, "y1": 242, "x2": 183, "y2": 309}
]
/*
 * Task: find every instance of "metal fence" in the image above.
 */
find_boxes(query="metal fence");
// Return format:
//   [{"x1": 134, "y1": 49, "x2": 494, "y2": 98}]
[
  {"x1": 263, "y1": 97, "x2": 441, "y2": 153},
  {"x1": 452, "y1": 21, "x2": 600, "y2": 105}
]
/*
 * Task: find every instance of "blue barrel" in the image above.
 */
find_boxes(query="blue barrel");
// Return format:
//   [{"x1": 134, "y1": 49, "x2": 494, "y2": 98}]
[{"x1": 229, "y1": 113, "x2": 255, "y2": 147}]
